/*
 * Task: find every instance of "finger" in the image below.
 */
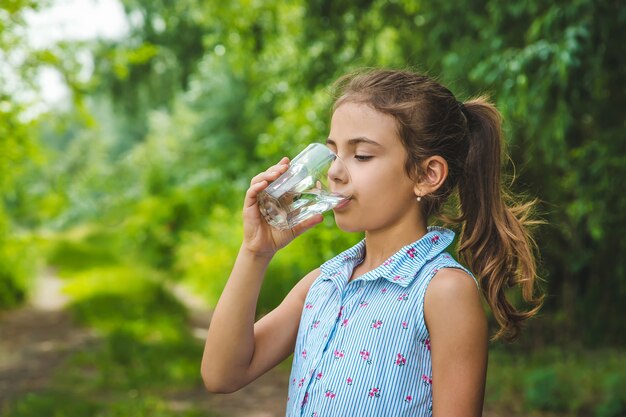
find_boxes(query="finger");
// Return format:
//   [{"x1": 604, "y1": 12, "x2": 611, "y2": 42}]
[
  {"x1": 244, "y1": 180, "x2": 268, "y2": 209},
  {"x1": 290, "y1": 214, "x2": 324, "y2": 238},
  {"x1": 250, "y1": 162, "x2": 290, "y2": 186}
]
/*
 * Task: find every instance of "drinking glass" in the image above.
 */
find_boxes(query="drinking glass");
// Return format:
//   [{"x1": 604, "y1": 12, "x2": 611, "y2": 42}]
[{"x1": 258, "y1": 143, "x2": 351, "y2": 230}]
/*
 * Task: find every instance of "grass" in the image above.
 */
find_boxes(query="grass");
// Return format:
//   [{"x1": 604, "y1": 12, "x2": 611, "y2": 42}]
[{"x1": 486, "y1": 347, "x2": 626, "y2": 417}]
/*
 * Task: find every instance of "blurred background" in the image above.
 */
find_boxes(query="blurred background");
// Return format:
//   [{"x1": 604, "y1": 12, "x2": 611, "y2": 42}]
[{"x1": 1, "y1": 0, "x2": 624, "y2": 416}]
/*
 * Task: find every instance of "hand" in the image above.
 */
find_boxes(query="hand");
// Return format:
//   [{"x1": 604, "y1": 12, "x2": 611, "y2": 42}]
[{"x1": 242, "y1": 157, "x2": 323, "y2": 257}]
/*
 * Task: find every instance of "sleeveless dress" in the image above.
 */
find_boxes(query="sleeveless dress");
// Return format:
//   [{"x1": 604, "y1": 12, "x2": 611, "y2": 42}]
[{"x1": 285, "y1": 227, "x2": 476, "y2": 417}]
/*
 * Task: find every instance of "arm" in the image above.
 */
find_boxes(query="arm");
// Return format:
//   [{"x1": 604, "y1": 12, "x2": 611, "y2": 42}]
[
  {"x1": 424, "y1": 268, "x2": 488, "y2": 417},
  {"x1": 201, "y1": 157, "x2": 323, "y2": 393}
]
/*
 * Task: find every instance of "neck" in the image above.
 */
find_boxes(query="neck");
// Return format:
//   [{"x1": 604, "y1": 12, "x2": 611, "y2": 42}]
[{"x1": 359, "y1": 219, "x2": 428, "y2": 271}]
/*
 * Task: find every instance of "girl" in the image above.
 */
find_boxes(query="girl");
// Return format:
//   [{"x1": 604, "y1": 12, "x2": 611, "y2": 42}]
[{"x1": 201, "y1": 69, "x2": 543, "y2": 416}]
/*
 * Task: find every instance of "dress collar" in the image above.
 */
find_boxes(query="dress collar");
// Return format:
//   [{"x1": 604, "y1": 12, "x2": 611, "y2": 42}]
[{"x1": 320, "y1": 226, "x2": 455, "y2": 288}]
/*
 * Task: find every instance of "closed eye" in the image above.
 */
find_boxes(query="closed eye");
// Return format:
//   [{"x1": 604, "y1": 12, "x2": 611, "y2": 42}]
[{"x1": 355, "y1": 155, "x2": 373, "y2": 161}]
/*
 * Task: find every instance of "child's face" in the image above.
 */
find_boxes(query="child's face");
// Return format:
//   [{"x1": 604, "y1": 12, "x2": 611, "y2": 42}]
[{"x1": 326, "y1": 102, "x2": 421, "y2": 233}]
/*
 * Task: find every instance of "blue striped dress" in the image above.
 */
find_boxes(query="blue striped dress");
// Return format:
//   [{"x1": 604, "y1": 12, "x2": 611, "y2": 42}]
[{"x1": 285, "y1": 226, "x2": 475, "y2": 417}]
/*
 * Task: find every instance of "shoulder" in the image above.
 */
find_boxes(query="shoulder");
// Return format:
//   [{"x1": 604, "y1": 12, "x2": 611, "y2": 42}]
[
  {"x1": 424, "y1": 268, "x2": 487, "y2": 338},
  {"x1": 426, "y1": 267, "x2": 478, "y2": 299},
  {"x1": 424, "y1": 267, "x2": 486, "y2": 334}
]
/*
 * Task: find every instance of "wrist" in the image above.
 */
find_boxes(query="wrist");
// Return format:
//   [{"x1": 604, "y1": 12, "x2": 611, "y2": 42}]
[{"x1": 239, "y1": 244, "x2": 274, "y2": 263}]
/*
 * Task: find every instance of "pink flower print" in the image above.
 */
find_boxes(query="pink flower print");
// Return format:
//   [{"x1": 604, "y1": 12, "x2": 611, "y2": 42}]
[
  {"x1": 301, "y1": 392, "x2": 309, "y2": 407},
  {"x1": 405, "y1": 395, "x2": 413, "y2": 403},
  {"x1": 407, "y1": 248, "x2": 417, "y2": 258},
  {"x1": 381, "y1": 288, "x2": 387, "y2": 294},
  {"x1": 359, "y1": 300, "x2": 369, "y2": 308},
  {"x1": 292, "y1": 378, "x2": 296, "y2": 385},
  {"x1": 421, "y1": 374, "x2": 433, "y2": 385},
  {"x1": 325, "y1": 390, "x2": 336, "y2": 399},
  {"x1": 371, "y1": 319, "x2": 383, "y2": 329},
  {"x1": 305, "y1": 302, "x2": 314, "y2": 309},
  {"x1": 360, "y1": 350, "x2": 371, "y2": 364},
  {"x1": 310, "y1": 320, "x2": 320, "y2": 330},
  {"x1": 311, "y1": 413, "x2": 318, "y2": 417},
  {"x1": 393, "y1": 275, "x2": 404, "y2": 282},
  {"x1": 338, "y1": 306, "x2": 344, "y2": 319},
  {"x1": 395, "y1": 353, "x2": 407, "y2": 366},
  {"x1": 398, "y1": 293, "x2": 408, "y2": 301},
  {"x1": 334, "y1": 350, "x2": 344, "y2": 359},
  {"x1": 368, "y1": 387, "x2": 381, "y2": 398},
  {"x1": 424, "y1": 338, "x2": 431, "y2": 351},
  {"x1": 401, "y1": 321, "x2": 409, "y2": 330},
  {"x1": 301, "y1": 349, "x2": 307, "y2": 358},
  {"x1": 444, "y1": 254, "x2": 451, "y2": 259},
  {"x1": 431, "y1": 234, "x2": 440, "y2": 244},
  {"x1": 383, "y1": 258, "x2": 394, "y2": 266},
  {"x1": 316, "y1": 371, "x2": 323, "y2": 380},
  {"x1": 298, "y1": 378, "x2": 305, "y2": 387},
  {"x1": 341, "y1": 318, "x2": 349, "y2": 327},
  {"x1": 346, "y1": 377, "x2": 353, "y2": 385}
]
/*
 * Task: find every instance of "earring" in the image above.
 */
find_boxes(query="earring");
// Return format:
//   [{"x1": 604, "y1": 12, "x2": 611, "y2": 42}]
[{"x1": 416, "y1": 195, "x2": 422, "y2": 202}]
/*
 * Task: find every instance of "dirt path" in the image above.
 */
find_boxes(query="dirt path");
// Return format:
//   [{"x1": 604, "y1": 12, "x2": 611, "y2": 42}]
[
  {"x1": 0, "y1": 267, "x2": 99, "y2": 409},
  {"x1": 0, "y1": 267, "x2": 289, "y2": 417}
]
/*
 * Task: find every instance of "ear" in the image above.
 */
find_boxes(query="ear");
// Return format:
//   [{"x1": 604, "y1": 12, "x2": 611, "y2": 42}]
[{"x1": 413, "y1": 156, "x2": 448, "y2": 197}]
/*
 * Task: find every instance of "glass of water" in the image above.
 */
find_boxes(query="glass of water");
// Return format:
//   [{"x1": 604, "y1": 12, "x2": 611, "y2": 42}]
[{"x1": 258, "y1": 143, "x2": 351, "y2": 230}]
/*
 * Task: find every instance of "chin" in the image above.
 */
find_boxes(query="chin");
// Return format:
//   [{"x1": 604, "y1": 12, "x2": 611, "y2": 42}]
[{"x1": 333, "y1": 215, "x2": 366, "y2": 234}]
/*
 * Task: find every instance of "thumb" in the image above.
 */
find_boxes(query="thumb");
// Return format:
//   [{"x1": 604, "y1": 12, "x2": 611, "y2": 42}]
[{"x1": 291, "y1": 214, "x2": 324, "y2": 239}]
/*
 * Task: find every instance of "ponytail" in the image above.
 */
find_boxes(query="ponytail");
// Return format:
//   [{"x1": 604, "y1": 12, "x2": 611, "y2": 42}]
[{"x1": 458, "y1": 97, "x2": 544, "y2": 341}]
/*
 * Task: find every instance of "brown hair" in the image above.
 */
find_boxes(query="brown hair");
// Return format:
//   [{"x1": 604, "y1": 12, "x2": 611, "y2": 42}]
[{"x1": 333, "y1": 68, "x2": 544, "y2": 341}]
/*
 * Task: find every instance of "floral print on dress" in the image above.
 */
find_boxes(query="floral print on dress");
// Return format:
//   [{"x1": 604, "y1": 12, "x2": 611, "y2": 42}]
[
  {"x1": 395, "y1": 353, "x2": 407, "y2": 366},
  {"x1": 305, "y1": 302, "x2": 314, "y2": 309},
  {"x1": 424, "y1": 338, "x2": 431, "y2": 351},
  {"x1": 402, "y1": 321, "x2": 409, "y2": 330},
  {"x1": 421, "y1": 374, "x2": 433, "y2": 385},
  {"x1": 371, "y1": 319, "x2": 383, "y2": 329},
  {"x1": 407, "y1": 248, "x2": 417, "y2": 258},
  {"x1": 310, "y1": 320, "x2": 320, "y2": 330},
  {"x1": 397, "y1": 293, "x2": 408, "y2": 301},
  {"x1": 431, "y1": 234, "x2": 440, "y2": 244},
  {"x1": 368, "y1": 387, "x2": 381, "y2": 398},
  {"x1": 334, "y1": 350, "x2": 344, "y2": 359},
  {"x1": 405, "y1": 395, "x2": 413, "y2": 403},
  {"x1": 325, "y1": 390, "x2": 336, "y2": 399},
  {"x1": 360, "y1": 350, "x2": 372, "y2": 364},
  {"x1": 346, "y1": 377, "x2": 353, "y2": 385}
]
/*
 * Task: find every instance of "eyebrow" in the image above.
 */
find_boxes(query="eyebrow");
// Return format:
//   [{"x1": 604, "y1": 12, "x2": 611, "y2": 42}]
[{"x1": 326, "y1": 137, "x2": 383, "y2": 148}]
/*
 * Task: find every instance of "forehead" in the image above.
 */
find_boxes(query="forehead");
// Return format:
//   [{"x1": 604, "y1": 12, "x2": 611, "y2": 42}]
[{"x1": 329, "y1": 102, "x2": 401, "y2": 147}]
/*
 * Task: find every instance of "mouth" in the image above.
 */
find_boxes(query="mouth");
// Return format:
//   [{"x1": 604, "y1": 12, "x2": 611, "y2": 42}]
[{"x1": 333, "y1": 197, "x2": 352, "y2": 211}]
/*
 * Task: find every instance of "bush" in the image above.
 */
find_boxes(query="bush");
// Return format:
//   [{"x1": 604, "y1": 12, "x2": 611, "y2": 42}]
[{"x1": 0, "y1": 211, "x2": 37, "y2": 309}]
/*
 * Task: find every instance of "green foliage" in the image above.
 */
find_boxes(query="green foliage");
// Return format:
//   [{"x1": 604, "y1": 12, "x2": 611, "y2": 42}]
[
  {"x1": 1, "y1": 0, "x2": 623, "y2": 363},
  {"x1": 487, "y1": 348, "x2": 626, "y2": 416}
]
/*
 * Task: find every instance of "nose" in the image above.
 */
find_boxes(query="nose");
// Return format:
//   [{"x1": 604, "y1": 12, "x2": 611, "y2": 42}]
[{"x1": 327, "y1": 155, "x2": 350, "y2": 184}]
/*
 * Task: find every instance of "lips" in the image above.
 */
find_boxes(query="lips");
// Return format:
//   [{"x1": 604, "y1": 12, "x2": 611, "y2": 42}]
[{"x1": 334, "y1": 198, "x2": 352, "y2": 211}]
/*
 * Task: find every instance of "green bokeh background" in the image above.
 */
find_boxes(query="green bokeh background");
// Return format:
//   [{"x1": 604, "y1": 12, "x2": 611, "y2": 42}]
[{"x1": 1, "y1": 0, "x2": 625, "y2": 415}]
